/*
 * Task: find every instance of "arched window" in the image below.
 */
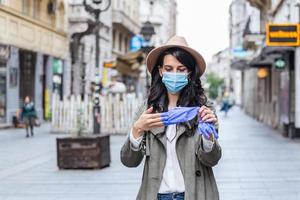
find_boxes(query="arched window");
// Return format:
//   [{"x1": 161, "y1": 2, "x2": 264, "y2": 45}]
[
  {"x1": 56, "y1": 1, "x2": 65, "y2": 31},
  {"x1": 33, "y1": 0, "x2": 41, "y2": 19},
  {"x1": 22, "y1": 0, "x2": 30, "y2": 15}
]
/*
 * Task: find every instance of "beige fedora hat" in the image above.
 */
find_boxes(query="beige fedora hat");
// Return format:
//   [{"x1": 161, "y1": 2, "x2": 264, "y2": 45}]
[{"x1": 146, "y1": 36, "x2": 206, "y2": 75}]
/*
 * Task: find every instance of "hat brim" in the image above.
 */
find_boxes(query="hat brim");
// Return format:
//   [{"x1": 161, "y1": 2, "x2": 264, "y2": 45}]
[{"x1": 146, "y1": 44, "x2": 206, "y2": 75}]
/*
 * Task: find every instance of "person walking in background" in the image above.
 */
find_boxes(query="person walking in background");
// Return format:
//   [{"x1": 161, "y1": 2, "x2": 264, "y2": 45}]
[
  {"x1": 21, "y1": 96, "x2": 37, "y2": 138},
  {"x1": 220, "y1": 89, "x2": 235, "y2": 117},
  {"x1": 121, "y1": 36, "x2": 222, "y2": 200}
]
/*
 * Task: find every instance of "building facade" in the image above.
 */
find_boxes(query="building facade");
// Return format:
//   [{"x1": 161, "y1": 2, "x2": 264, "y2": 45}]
[
  {"x1": 68, "y1": 0, "x2": 113, "y2": 96},
  {"x1": 0, "y1": 0, "x2": 69, "y2": 124},
  {"x1": 230, "y1": 0, "x2": 300, "y2": 137},
  {"x1": 207, "y1": 48, "x2": 232, "y2": 93},
  {"x1": 136, "y1": 0, "x2": 177, "y2": 95},
  {"x1": 140, "y1": 0, "x2": 177, "y2": 46},
  {"x1": 111, "y1": 0, "x2": 140, "y2": 93}
]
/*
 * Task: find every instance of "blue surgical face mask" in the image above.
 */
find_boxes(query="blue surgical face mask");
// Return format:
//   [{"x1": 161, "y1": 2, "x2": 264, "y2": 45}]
[{"x1": 162, "y1": 72, "x2": 188, "y2": 94}]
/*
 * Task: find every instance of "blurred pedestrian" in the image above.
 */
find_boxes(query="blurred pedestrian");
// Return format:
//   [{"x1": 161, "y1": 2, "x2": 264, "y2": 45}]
[
  {"x1": 20, "y1": 96, "x2": 37, "y2": 138},
  {"x1": 121, "y1": 36, "x2": 221, "y2": 200},
  {"x1": 220, "y1": 90, "x2": 234, "y2": 117}
]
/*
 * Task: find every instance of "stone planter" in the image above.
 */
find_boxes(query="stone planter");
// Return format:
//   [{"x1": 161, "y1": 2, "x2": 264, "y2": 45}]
[{"x1": 56, "y1": 135, "x2": 110, "y2": 169}]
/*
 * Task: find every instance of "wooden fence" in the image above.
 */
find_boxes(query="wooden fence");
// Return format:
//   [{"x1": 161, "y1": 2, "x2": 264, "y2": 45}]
[{"x1": 51, "y1": 93, "x2": 144, "y2": 135}]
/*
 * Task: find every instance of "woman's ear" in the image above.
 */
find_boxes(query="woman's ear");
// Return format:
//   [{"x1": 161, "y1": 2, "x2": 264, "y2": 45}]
[{"x1": 159, "y1": 67, "x2": 163, "y2": 77}]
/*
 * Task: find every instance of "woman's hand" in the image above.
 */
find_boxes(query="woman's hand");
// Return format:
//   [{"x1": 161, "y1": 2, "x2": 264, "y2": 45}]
[
  {"x1": 198, "y1": 106, "x2": 219, "y2": 141},
  {"x1": 198, "y1": 105, "x2": 218, "y2": 127},
  {"x1": 132, "y1": 107, "x2": 163, "y2": 139}
]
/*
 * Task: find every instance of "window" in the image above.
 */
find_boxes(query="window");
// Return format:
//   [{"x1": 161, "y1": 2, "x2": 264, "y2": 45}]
[
  {"x1": 124, "y1": 37, "x2": 128, "y2": 52},
  {"x1": 33, "y1": 0, "x2": 41, "y2": 19},
  {"x1": 113, "y1": 30, "x2": 116, "y2": 49},
  {"x1": 57, "y1": 2, "x2": 65, "y2": 30},
  {"x1": 22, "y1": 0, "x2": 30, "y2": 15},
  {"x1": 119, "y1": 33, "x2": 122, "y2": 52}
]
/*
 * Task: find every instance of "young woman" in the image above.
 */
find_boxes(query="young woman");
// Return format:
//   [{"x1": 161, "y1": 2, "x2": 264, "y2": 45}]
[
  {"x1": 121, "y1": 36, "x2": 222, "y2": 200},
  {"x1": 21, "y1": 96, "x2": 37, "y2": 138}
]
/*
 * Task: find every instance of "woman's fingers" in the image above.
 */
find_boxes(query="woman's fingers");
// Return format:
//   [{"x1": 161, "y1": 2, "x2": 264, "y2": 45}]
[
  {"x1": 147, "y1": 117, "x2": 162, "y2": 124},
  {"x1": 147, "y1": 113, "x2": 162, "y2": 119},
  {"x1": 202, "y1": 113, "x2": 216, "y2": 122},
  {"x1": 149, "y1": 121, "x2": 164, "y2": 127},
  {"x1": 204, "y1": 116, "x2": 217, "y2": 123},
  {"x1": 199, "y1": 106, "x2": 212, "y2": 118},
  {"x1": 144, "y1": 107, "x2": 153, "y2": 114}
]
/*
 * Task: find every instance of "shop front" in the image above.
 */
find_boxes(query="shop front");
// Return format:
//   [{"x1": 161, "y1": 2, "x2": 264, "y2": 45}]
[
  {"x1": 247, "y1": 23, "x2": 299, "y2": 137},
  {"x1": 0, "y1": 44, "x2": 10, "y2": 124}
]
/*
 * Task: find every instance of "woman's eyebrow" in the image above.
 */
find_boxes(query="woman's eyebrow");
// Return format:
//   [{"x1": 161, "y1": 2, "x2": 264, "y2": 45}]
[
  {"x1": 163, "y1": 64, "x2": 186, "y2": 67},
  {"x1": 163, "y1": 64, "x2": 174, "y2": 68}
]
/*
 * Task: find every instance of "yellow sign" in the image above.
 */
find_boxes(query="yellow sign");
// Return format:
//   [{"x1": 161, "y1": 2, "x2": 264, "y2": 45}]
[
  {"x1": 44, "y1": 89, "x2": 50, "y2": 120},
  {"x1": 266, "y1": 23, "x2": 300, "y2": 46},
  {"x1": 102, "y1": 68, "x2": 108, "y2": 86},
  {"x1": 103, "y1": 61, "x2": 115, "y2": 68}
]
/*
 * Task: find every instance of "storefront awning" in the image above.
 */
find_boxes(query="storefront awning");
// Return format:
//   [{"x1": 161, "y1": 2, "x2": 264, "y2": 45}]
[
  {"x1": 231, "y1": 59, "x2": 248, "y2": 70},
  {"x1": 249, "y1": 46, "x2": 293, "y2": 68},
  {"x1": 262, "y1": 46, "x2": 295, "y2": 54},
  {"x1": 115, "y1": 50, "x2": 143, "y2": 78}
]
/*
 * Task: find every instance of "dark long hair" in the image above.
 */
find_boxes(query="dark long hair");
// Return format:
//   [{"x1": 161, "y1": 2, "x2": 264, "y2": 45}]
[{"x1": 147, "y1": 47, "x2": 208, "y2": 135}]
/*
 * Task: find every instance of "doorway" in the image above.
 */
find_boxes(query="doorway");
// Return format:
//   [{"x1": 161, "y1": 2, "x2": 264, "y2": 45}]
[{"x1": 19, "y1": 50, "x2": 36, "y2": 106}]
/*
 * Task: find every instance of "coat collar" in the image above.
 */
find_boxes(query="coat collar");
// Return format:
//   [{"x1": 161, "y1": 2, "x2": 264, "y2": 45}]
[{"x1": 149, "y1": 124, "x2": 187, "y2": 148}]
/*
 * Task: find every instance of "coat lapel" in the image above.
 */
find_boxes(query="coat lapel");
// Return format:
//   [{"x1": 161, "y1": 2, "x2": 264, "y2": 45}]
[
  {"x1": 150, "y1": 126, "x2": 166, "y2": 148},
  {"x1": 150, "y1": 124, "x2": 187, "y2": 149}
]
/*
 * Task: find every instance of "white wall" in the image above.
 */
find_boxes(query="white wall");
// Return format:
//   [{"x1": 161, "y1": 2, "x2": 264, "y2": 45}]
[{"x1": 140, "y1": 0, "x2": 177, "y2": 45}]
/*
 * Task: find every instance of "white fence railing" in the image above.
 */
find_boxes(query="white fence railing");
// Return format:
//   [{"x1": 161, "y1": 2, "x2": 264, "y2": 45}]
[{"x1": 51, "y1": 93, "x2": 144, "y2": 135}]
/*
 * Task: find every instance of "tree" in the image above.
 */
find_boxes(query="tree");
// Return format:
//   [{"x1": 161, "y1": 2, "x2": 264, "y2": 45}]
[{"x1": 205, "y1": 73, "x2": 224, "y2": 100}]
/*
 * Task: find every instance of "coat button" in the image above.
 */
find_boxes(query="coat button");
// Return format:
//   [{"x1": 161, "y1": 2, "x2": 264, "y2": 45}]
[{"x1": 196, "y1": 170, "x2": 201, "y2": 176}]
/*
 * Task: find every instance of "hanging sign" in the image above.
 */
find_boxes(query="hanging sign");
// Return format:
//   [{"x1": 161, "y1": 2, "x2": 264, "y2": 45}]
[
  {"x1": 130, "y1": 35, "x2": 144, "y2": 52},
  {"x1": 266, "y1": 23, "x2": 300, "y2": 46}
]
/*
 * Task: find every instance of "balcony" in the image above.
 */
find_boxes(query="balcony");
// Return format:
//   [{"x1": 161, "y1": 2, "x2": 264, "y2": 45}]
[
  {"x1": 246, "y1": 0, "x2": 271, "y2": 11},
  {"x1": 112, "y1": 9, "x2": 140, "y2": 35}
]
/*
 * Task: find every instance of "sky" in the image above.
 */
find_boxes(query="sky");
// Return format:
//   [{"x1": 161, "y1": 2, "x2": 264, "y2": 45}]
[{"x1": 177, "y1": 0, "x2": 232, "y2": 63}]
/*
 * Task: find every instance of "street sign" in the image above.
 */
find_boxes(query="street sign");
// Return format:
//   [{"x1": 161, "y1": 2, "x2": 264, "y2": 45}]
[
  {"x1": 53, "y1": 59, "x2": 63, "y2": 74},
  {"x1": 103, "y1": 61, "x2": 115, "y2": 68},
  {"x1": 266, "y1": 23, "x2": 300, "y2": 46},
  {"x1": 274, "y1": 58, "x2": 286, "y2": 70}
]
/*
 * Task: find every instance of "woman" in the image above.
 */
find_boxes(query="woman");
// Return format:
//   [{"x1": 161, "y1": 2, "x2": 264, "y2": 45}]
[
  {"x1": 120, "y1": 36, "x2": 222, "y2": 200},
  {"x1": 21, "y1": 96, "x2": 37, "y2": 138}
]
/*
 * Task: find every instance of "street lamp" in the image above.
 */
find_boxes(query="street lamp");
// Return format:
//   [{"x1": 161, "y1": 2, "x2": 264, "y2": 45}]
[
  {"x1": 83, "y1": 0, "x2": 111, "y2": 134},
  {"x1": 83, "y1": 0, "x2": 111, "y2": 77},
  {"x1": 140, "y1": 20, "x2": 155, "y2": 92}
]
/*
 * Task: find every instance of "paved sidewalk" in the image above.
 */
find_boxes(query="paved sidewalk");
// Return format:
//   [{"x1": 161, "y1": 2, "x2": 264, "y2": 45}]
[
  {"x1": 0, "y1": 108, "x2": 300, "y2": 200},
  {"x1": 214, "y1": 107, "x2": 300, "y2": 200}
]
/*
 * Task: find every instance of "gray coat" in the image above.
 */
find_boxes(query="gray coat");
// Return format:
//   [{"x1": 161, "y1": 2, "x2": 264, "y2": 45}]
[{"x1": 120, "y1": 103, "x2": 222, "y2": 200}]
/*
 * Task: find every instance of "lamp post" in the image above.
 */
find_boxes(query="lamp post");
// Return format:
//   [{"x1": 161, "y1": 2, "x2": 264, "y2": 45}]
[
  {"x1": 140, "y1": 21, "x2": 155, "y2": 92},
  {"x1": 83, "y1": 0, "x2": 111, "y2": 134}
]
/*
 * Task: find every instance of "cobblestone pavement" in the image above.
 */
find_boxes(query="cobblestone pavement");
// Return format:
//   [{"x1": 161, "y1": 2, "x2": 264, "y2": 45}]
[{"x1": 0, "y1": 107, "x2": 300, "y2": 200}]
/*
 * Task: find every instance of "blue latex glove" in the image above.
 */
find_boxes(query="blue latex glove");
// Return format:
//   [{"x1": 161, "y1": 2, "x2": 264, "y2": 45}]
[
  {"x1": 197, "y1": 119, "x2": 219, "y2": 140},
  {"x1": 160, "y1": 107, "x2": 219, "y2": 139},
  {"x1": 161, "y1": 107, "x2": 199, "y2": 126}
]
